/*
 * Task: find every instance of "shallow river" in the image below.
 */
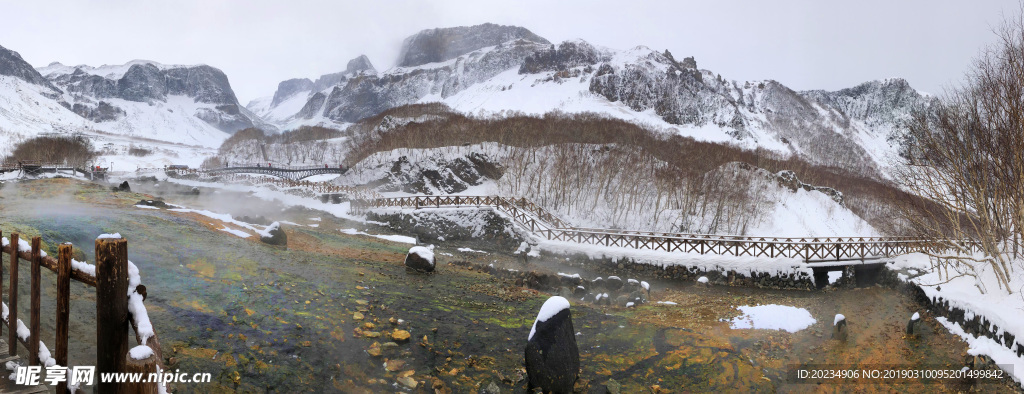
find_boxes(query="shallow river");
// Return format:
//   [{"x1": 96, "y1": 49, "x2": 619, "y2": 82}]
[{"x1": 0, "y1": 178, "x2": 1014, "y2": 393}]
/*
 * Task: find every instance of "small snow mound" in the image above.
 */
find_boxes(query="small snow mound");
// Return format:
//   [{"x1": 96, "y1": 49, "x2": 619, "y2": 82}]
[
  {"x1": 129, "y1": 345, "x2": 154, "y2": 360},
  {"x1": 697, "y1": 276, "x2": 709, "y2": 284},
  {"x1": 834, "y1": 314, "x2": 846, "y2": 326},
  {"x1": 911, "y1": 312, "x2": 920, "y2": 321},
  {"x1": 529, "y1": 296, "x2": 571, "y2": 340},
  {"x1": 625, "y1": 302, "x2": 635, "y2": 308},
  {"x1": 97, "y1": 233, "x2": 122, "y2": 240},
  {"x1": 408, "y1": 246, "x2": 435, "y2": 263},
  {"x1": 258, "y1": 222, "x2": 281, "y2": 238},
  {"x1": 730, "y1": 305, "x2": 816, "y2": 333},
  {"x1": 641, "y1": 281, "x2": 650, "y2": 291}
]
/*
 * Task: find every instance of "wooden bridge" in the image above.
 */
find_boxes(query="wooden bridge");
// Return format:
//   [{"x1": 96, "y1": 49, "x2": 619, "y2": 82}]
[
  {"x1": 202, "y1": 164, "x2": 348, "y2": 181},
  {"x1": 0, "y1": 163, "x2": 99, "y2": 179},
  {"x1": 352, "y1": 195, "x2": 981, "y2": 262},
  {"x1": 0, "y1": 232, "x2": 164, "y2": 393}
]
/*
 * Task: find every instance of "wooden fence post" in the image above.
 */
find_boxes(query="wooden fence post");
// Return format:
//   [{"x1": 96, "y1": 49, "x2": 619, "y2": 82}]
[
  {"x1": 8, "y1": 232, "x2": 17, "y2": 356},
  {"x1": 124, "y1": 352, "x2": 159, "y2": 394},
  {"x1": 56, "y1": 243, "x2": 71, "y2": 394},
  {"x1": 29, "y1": 237, "x2": 41, "y2": 365},
  {"x1": 96, "y1": 237, "x2": 129, "y2": 394}
]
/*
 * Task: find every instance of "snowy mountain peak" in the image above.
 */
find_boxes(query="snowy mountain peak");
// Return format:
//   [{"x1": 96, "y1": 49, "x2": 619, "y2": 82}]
[
  {"x1": 0, "y1": 44, "x2": 58, "y2": 91},
  {"x1": 271, "y1": 78, "x2": 313, "y2": 107},
  {"x1": 346, "y1": 55, "x2": 376, "y2": 75},
  {"x1": 396, "y1": 23, "x2": 550, "y2": 67}
]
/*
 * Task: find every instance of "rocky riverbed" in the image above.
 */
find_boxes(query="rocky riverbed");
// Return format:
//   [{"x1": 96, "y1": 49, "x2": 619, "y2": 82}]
[{"x1": 0, "y1": 178, "x2": 1016, "y2": 393}]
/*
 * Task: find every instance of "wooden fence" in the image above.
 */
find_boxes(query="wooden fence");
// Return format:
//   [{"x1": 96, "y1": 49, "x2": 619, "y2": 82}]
[
  {"x1": 0, "y1": 232, "x2": 163, "y2": 393},
  {"x1": 173, "y1": 171, "x2": 384, "y2": 200},
  {"x1": 352, "y1": 195, "x2": 982, "y2": 261}
]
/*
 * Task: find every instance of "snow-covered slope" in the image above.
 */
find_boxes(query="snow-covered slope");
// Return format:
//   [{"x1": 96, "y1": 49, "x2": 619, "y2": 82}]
[
  {"x1": 250, "y1": 25, "x2": 929, "y2": 177},
  {"x1": 336, "y1": 143, "x2": 878, "y2": 237},
  {"x1": 33, "y1": 57, "x2": 275, "y2": 148}
]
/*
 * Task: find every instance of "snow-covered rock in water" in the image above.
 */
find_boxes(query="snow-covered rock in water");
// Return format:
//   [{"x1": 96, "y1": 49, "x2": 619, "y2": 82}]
[
  {"x1": 404, "y1": 245, "x2": 435, "y2": 273},
  {"x1": 697, "y1": 276, "x2": 709, "y2": 285},
  {"x1": 258, "y1": 222, "x2": 287, "y2": 247},
  {"x1": 833, "y1": 314, "x2": 848, "y2": 341},
  {"x1": 906, "y1": 311, "x2": 922, "y2": 335},
  {"x1": 525, "y1": 296, "x2": 579, "y2": 393}
]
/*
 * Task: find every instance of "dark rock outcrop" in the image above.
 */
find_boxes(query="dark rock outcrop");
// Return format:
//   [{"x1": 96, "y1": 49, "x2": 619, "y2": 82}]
[
  {"x1": 397, "y1": 23, "x2": 549, "y2": 67},
  {"x1": 0, "y1": 45, "x2": 58, "y2": 90},
  {"x1": 271, "y1": 78, "x2": 314, "y2": 107},
  {"x1": 525, "y1": 296, "x2": 579, "y2": 393},
  {"x1": 259, "y1": 222, "x2": 287, "y2": 247},
  {"x1": 404, "y1": 246, "x2": 435, "y2": 273}
]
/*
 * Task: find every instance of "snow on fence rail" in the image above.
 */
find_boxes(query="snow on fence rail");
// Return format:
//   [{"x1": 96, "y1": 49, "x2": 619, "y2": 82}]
[
  {"x1": 352, "y1": 195, "x2": 983, "y2": 261},
  {"x1": 0, "y1": 231, "x2": 164, "y2": 393},
  {"x1": 171, "y1": 170, "x2": 384, "y2": 199}
]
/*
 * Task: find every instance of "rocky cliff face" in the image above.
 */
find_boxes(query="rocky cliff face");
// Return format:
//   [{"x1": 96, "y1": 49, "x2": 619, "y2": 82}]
[
  {"x1": 0, "y1": 44, "x2": 57, "y2": 91},
  {"x1": 39, "y1": 60, "x2": 272, "y2": 135},
  {"x1": 248, "y1": 25, "x2": 929, "y2": 175},
  {"x1": 396, "y1": 23, "x2": 549, "y2": 67}
]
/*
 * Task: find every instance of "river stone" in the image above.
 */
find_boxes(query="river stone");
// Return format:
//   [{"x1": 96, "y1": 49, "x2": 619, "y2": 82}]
[
  {"x1": 605, "y1": 378, "x2": 621, "y2": 394},
  {"x1": 397, "y1": 376, "x2": 417, "y2": 389},
  {"x1": 525, "y1": 296, "x2": 579, "y2": 393},
  {"x1": 135, "y1": 199, "x2": 168, "y2": 208},
  {"x1": 605, "y1": 276, "x2": 623, "y2": 292},
  {"x1": 906, "y1": 312, "x2": 922, "y2": 336},
  {"x1": 832, "y1": 315, "x2": 848, "y2": 341},
  {"x1": 405, "y1": 246, "x2": 435, "y2": 273},
  {"x1": 591, "y1": 277, "x2": 605, "y2": 291},
  {"x1": 116, "y1": 181, "x2": 131, "y2": 192},
  {"x1": 481, "y1": 381, "x2": 501, "y2": 394},
  {"x1": 259, "y1": 222, "x2": 287, "y2": 246}
]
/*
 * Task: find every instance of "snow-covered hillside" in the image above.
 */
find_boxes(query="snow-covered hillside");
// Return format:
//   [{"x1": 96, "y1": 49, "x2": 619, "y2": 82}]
[
  {"x1": 335, "y1": 143, "x2": 878, "y2": 237},
  {"x1": 249, "y1": 24, "x2": 930, "y2": 178}
]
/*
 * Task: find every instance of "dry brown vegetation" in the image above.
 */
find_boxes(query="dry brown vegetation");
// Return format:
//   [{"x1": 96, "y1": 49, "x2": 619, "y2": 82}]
[
  {"x1": 341, "y1": 104, "x2": 921, "y2": 234},
  {"x1": 218, "y1": 126, "x2": 348, "y2": 165},
  {"x1": 3, "y1": 134, "x2": 95, "y2": 167},
  {"x1": 897, "y1": 14, "x2": 1024, "y2": 293}
]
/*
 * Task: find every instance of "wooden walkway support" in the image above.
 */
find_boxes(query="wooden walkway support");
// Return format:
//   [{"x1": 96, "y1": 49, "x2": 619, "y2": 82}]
[
  {"x1": 353, "y1": 195, "x2": 983, "y2": 261},
  {"x1": 0, "y1": 232, "x2": 165, "y2": 394}
]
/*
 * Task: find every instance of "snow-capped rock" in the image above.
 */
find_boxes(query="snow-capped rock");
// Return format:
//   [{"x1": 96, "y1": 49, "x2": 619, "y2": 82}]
[{"x1": 397, "y1": 23, "x2": 549, "y2": 68}]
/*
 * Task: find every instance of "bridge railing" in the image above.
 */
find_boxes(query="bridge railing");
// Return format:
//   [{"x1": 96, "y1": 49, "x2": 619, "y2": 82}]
[
  {"x1": 0, "y1": 232, "x2": 164, "y2": 393},
  {"x1": 353, "y1": 195, "x2": 982, "y2": 260}
]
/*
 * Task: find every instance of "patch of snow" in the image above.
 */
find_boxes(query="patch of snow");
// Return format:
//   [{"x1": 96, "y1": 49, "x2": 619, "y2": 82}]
[
  {"x1": 408, "y1": 246, "x2": 435, "y2": 263},
  {"x1": 730, "y1": 305, "x2": 816, "y2": 333},
  {"x1": 129, "y1": 345, "x2": 154, "y2": 360},
  {"x1": 529, "y1": 296, "x2": 571, "y2": 341},
  {"x1": 134, "y1": 205, "x2": 161, "y2": 210},
  {"x1": 97, "y1": 233, "x2": 123, "y2": 239},
  {"x1": 656, "y1": 301, "x2": 677, "y2": 305},
  {"x1": 219, "y1": 227, "x2": 251, "y2": 238},
  {"x1": 834, "y1": 314, "x2": 846, "y2": 326},
  {"x1": 339, "y1": 228, "x2": 416, "y2": 244},
  {"x1": 697, "y1": 276, "x2": 709, "y2": 284},
  {"x1": 911, "y1": 312, "x2": 920, "y2": 321},
  {"x1": 828, "y1": 271, "x2": 842, "y2": 285},
  {"x1": 457, "y1": 247, "x2": 486, "y2": 253}
]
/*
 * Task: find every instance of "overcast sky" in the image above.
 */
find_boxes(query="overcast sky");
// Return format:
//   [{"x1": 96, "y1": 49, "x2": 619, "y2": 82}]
[{"x1": 1, "y1": 0, "x2": 1019, "y2": 103}]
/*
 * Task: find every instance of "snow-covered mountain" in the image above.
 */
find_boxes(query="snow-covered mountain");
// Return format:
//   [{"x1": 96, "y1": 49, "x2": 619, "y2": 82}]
[
  {"x1": 0, "y1": 42, "x2": 271, "y2": 154},
  {"x1": 250, "y1": 23, "x2": 930, "y2": 176}
]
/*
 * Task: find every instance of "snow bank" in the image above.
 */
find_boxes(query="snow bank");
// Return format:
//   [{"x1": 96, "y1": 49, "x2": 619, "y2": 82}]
[
  {"x1": 729, "y1": 305, "x2": 816, "y2": 333},
  {"x1": 340, "y1": 228, "x2": 416, "y2": 244},
  {"x1": 529, "y1": 296, "x2": 571, "y2": 340},
  {"x1": 219, "y1": 227, "x2": 252, "y2": 238}
]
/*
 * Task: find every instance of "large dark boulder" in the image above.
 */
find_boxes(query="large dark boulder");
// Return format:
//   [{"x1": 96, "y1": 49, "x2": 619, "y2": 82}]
[
  {"x1": 404, "y1": 246, "x2": 435, "y2": 273},
  {"x1": 259, "y1": 222, "x2": 287, "y2": 247},
  {"x1": 525, "y1": 296, "x2": 579, "y2": 393},
  {"x1": 116, "y1": 181, "x2": 131, "y2": 192}
]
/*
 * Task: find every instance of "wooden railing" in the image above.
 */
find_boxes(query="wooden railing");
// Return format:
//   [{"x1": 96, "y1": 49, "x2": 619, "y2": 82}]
[
  {"x1": 352, "y1": 195, "x2": 982, "y2": 261},
  {"x1": 177, "y1": 172, "x2": 384, "y2": 200},
  {"x1": 0, "y1": 232, "x2": 164, "y2": 393}
]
